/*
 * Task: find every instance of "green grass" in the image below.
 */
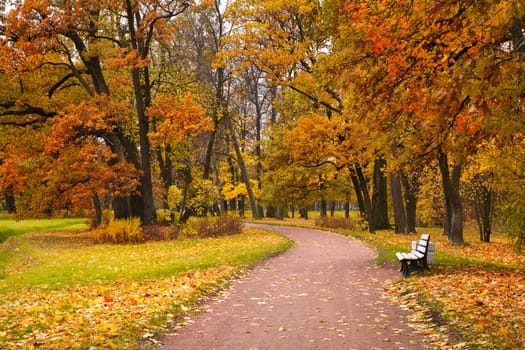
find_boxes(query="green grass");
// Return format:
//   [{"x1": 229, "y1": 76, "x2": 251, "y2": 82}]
[
  {"x1": 0, "y1": 228, "x2": 292, "y2": 293},
  {"x1": 0, "y1": 224, "x2": 293, "y2": 349},
  {"x1": 0, "y1": 217, "x2": 89, "y2": 243}
]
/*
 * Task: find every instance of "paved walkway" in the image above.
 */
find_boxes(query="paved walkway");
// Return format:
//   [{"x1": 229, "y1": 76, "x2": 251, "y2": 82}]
[{"x1": 161, "y1": 224, "x2": 431, "y2": 349}]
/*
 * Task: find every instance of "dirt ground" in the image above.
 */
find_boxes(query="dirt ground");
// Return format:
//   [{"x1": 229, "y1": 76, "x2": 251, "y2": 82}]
[{"x1": 161, "y1": 224, "x2": 432, "y2": 350}]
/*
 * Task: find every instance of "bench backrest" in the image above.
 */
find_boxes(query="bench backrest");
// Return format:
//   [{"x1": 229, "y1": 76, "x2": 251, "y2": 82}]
[{"x1": 416, "y1": 234, "x2": 430, "y2": 255}]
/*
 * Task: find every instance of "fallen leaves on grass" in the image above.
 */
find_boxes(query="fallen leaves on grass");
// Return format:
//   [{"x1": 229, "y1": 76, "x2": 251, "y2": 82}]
[
  {"x1": 410, "y1": 269, "x2": 525, "y2": 349},
  {"x1": 437, "y1": 240, "x2": 525, "y2": 267},
  {"x1": 370, "y1": 228, "x2": 525, "y2": 348},
  {"x1": 0, "y1": 266, "x2": 236, "y2": 349},
  {"x1": 0, "y1": 228, "x2": 292, "y2": 349},
  {"x1": 365, "y1": 228, "x2": 525, "y2": 267}
]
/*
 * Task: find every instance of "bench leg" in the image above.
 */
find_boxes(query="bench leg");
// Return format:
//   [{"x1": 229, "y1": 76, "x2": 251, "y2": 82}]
[{"x1": 400, "y1": 260, "x2": 409, "y2": 277}]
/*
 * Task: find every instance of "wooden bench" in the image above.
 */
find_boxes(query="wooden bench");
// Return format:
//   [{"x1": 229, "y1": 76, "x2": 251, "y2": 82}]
[{"x1": 396, "y1": 234, "x2": 431, "y2": 277}]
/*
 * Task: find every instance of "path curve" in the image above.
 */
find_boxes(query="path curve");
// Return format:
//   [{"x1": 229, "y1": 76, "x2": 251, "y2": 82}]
[{"x1": 161, "y1": 224, "x2": 430, "y2": 350}]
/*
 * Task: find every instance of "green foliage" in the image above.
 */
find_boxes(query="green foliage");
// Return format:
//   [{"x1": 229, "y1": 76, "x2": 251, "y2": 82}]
[
  {"x1": 181, "y1": 215, "x2": 244, "y2": 238},
  {"x1": 92, "y1": 217, "x2": 144, "y2": 244}
]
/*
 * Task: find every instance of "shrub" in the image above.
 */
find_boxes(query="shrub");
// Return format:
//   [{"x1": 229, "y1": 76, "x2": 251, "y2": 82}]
[
  {"x1": 181, "y1": 215, "x2": 243, "y2": 238},
  {"x1": 315, "y1": 216, "x2": 360, "y2": 230},
  {"x1": 143, "y1": 224, "x2": 180, "y2": 241},
  {"x1": 156, "y1": 209, "x2": 173, "y2": 225},
  {"x1": 92, "y1": 217, "x2": 144, "y2": 244}
]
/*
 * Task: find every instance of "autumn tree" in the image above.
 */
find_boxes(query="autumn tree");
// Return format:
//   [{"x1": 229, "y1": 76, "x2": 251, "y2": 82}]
[
  {"x1": 0, "y1": 0, "x2": 192, "y2": 225},
  {"x1": 339, "y1": 0, "x2": 524, "y2": 243}
]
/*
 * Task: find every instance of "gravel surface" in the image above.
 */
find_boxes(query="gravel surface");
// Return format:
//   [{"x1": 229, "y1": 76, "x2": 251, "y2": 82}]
[{"x1": 161, "y1": 224, "x2": 431, "y2": 350}]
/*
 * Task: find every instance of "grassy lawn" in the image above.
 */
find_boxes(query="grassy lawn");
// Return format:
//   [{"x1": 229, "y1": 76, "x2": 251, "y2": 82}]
[
  {"x1": 254, "y1": 214, "x2": 525, "y2": 349},
  {"x1": 0, "y1": 219, "x2": 293, "y2": 349},
  {"x1": 0, "y1": 217, "x2": 89, "y2": 243}
]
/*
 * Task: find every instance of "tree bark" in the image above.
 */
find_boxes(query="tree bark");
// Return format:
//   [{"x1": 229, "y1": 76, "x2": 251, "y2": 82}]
[
  {"x1": 372, "y1": 158, "x2": 389, "y2": 230},
  {"x1": 156, "y1": 141, "x2": 173, "y2": 206},
  {"x1": 320, "y1": 198, "x2": 328, "y2": 218},
  {"x1": 401, "y1": 170, "x2": 420, "y2": 233},
  {"x1": 92, "y1": 193, "x2": 102, "y2": 227},
  {"x1": 474, "y1": 178, "x2": 493, "y2": 243},
  {"x1": 225, "y1": 114, "x2": 261, "y2": 219},
  {"x1": 300, "y1": 207, "x2": 308, "y2": 220},
  {"x1": 4, "y1": 188, "x2": 16, "y2": 213},
  {"x1": 390, "y1": 172, "x2": 408, "y2": 233},
  {"x1": 125, "y1": 0, "x2": 158, "y2": 225},
  {"x1": 355, "y1": 165, "x2": 375, "y2": 233},
  {"x1": 438, "y1": 151, "x2": 464, "y2": 245},
  {"x1": 350, "y1": 172, "x2": 366, "y2": 219},
  {"x1": 254, "y1": 84, "x2": 265, "y2": 219}
]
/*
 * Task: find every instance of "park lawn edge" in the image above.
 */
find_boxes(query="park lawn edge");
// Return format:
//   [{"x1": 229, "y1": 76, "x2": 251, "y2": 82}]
[
  {"x1": 248, "y1": 217, "x2": 524, "y2": 349},
  {"x1": 0, "y1": 226, "x2": 294, "y2": 349}
]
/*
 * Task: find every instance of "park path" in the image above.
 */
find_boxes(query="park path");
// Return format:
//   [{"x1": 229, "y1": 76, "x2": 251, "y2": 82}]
[{"x1": 161, "y1": 224, "x2": 431, "y2": 350}]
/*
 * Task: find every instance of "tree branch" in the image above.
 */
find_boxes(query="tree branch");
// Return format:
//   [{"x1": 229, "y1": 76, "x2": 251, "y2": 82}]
[
  {"x1": 288, "y1": 85, "x2": 343, "y2": 114},
  {"x1": 0, "y1": 104, "x2": 57, "y2": 126}
]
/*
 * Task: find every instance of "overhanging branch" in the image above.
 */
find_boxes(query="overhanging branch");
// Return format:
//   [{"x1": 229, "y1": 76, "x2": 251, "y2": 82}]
[{"x1": 288, "y1": 85, "x2": 343, "y2": 115}]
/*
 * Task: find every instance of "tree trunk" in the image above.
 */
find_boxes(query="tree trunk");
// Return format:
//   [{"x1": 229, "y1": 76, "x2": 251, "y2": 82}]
[
  {"x1": 92, "y1": 193, "x2": 102, "y2": 227},
  {"x1": 238, "y1": 196, "x2": 245, "y2": 217},
  {"x1": 4, "y1": 188, "x2": 16, "y2": 214},
  {"x1": 112, "y1": 196, "x2": 130, "y2": 219},
  {"x1": 344, "y1": 195, "x2": 350, "y2": 219},
  {"x1": 300, "y1": 207, "x2": 308, "y2": 220},
  {"x1": 178, "y1": 166, "x2": 192, "y2": 224},
  {"x1": 203, "y1": 126, "x2": 217, "y2": 180},
  {"x1": 320, "y1": 198, "x2": 328, "y2": 218},
  {"x1": 438, "y1": 151, "x2": 464, "y2": 245},
  {"x1": 355, "y1": 165, "x2": 375, "y2": 233},
  {"x1": 125, "y1": 0, "x2": 157, "y2": 225},
  {"x1": 225, "y1": 114, "x2": 261, "y2": 218},
  {"x1": 129, "y1": 67, "x2": 156, "y2": 225},
  {"x1": 390, "y1": 172, "x2": 408, "y2": 233},
  {"x1": 372, "y1": 158, "x2": 389, "y2": 230},
  {"x1": 157, "y1": 143, "x2": 173, "y2": 206},
  {"x1": 350, "y1": 173, "x2": 366, "y2": 218},
  {"x1": 401, "y1": 170, "x2": 420, "y2": 233},
  {"x1": 266, "y1": 206, "x2": 280, "y2": 219},
  {"x1": 474, "y1": 181, "x2": 493, "y2": 243},
  {"x1": 255, "y1": 93, "x2": 265, "y2": 219}
]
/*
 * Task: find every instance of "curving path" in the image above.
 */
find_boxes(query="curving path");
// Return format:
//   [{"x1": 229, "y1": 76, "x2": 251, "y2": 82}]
[{"x1": 161, "y1": 224, "x2": 431, "y2": 350}]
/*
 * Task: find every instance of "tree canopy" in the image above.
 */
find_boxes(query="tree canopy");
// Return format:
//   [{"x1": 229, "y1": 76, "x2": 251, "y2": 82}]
[{"x1": 1, "y1": 0, "x2": 524, "y2": 245}]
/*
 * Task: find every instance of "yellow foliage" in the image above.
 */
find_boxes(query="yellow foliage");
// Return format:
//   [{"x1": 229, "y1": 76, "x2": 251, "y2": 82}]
[
  {"x1": 92, "y1": 217, "x2": 144, "y2": 244},
  {"x1": 221, "y1": 180, "x2": 259, "y2": 201}
]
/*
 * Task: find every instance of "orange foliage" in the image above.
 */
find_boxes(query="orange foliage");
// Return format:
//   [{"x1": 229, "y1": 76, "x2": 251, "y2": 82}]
[
  {"x1": 147, "y1": 93, "x2": 211, "y2": 143},
  {"x1": 337, "y1": 0, "x2": 521, "y2": 173}
]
